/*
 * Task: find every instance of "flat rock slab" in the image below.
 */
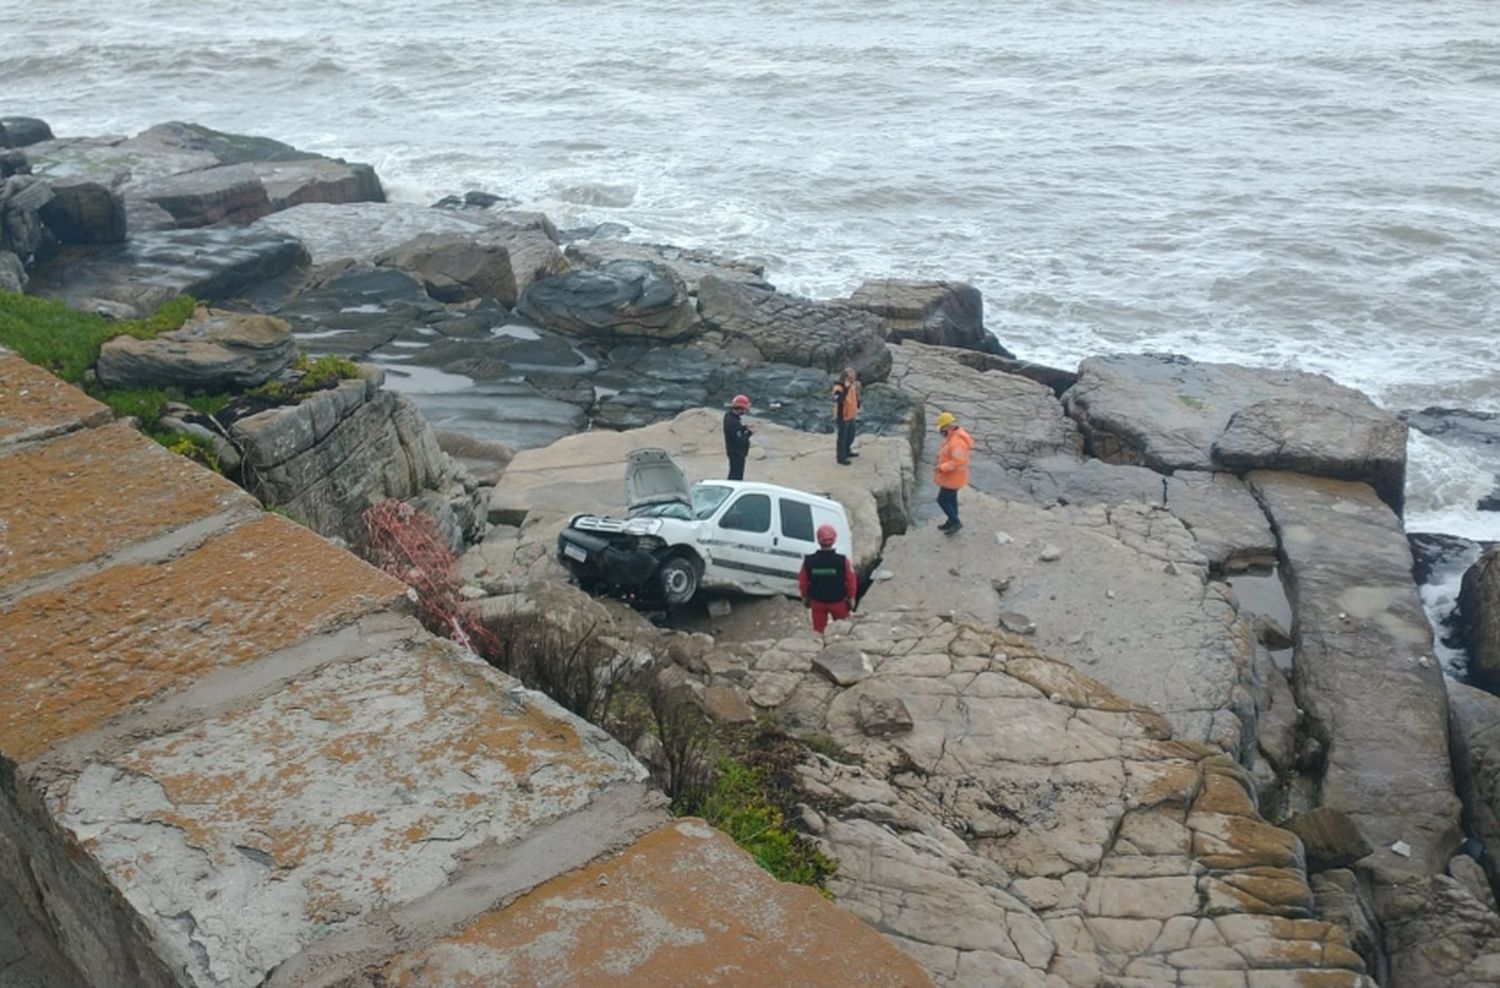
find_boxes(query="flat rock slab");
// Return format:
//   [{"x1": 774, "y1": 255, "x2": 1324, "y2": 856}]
[
  {"x1": 739, "y1": 614, "x2": 1367, "y2": 986},
  {"x1": 47, "y1": 644, "x2": 647, "y2": 988},
  {"x1": 27, "y1": 227, "x2": 309, "y2": 316},
  {"x1": 1009, "y1": 456, "x2": 1277, "y2": 573},
  {"x1": 1064, "y1": 354, "x2": 1406, "y2": 510},
  {"x1": 96, "y1": 308, "x2": 295, "y2": 390},
  {"x1": 862, "y1": 492, "x2": 1253, "y2": 753},
  {"x1": 0, "y1": 351, "x2": 112, "y2": 446},
  {"x1": 1249, "y1": 471, "x2": 1460, "y2": 878},
  {"x1": 0, "y1": 423, "x2": 257, "y2": 590},
  {"x1": 489, "y1": 407, "x2": 914, "y2": 571},
  {"x1": 1, "y1": 514, "x2": 403, "y2": 764},
  {"x1": 848, "y1": 278, "x2": 992, "y2": 351},
  {"x1": 371, "y1": 818, "x2": 931, "y2": 987},
  {"x1": 130, "y1": 157, "x2": 383, "y2": 228}
]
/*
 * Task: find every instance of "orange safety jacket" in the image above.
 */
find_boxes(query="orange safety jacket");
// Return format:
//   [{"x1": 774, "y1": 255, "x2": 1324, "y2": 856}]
[
  {"x1": 833, "y1": 378, "x2": 860, "y2": 422},
  {"x1": 934, "y1": 426, "x2": 973, "y2": 489}
]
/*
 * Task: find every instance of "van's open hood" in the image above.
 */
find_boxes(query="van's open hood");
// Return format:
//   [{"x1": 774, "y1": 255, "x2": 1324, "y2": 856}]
[{"x1": 626, "y1": 448, "x2": 691, "y2": 510}]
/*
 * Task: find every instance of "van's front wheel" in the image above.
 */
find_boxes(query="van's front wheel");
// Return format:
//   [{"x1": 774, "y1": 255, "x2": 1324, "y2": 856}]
[{"x1": 656, "y1": 555, "x2": 700, "y2": 605}]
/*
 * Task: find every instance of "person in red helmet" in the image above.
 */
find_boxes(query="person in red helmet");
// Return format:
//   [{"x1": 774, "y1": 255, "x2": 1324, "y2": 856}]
[
  {"x1": 723, "y1": 393, "x2": 754, "y2": 480},
  {"x1": 798, "y1": 523, "x2": 857, "y2": 634}
]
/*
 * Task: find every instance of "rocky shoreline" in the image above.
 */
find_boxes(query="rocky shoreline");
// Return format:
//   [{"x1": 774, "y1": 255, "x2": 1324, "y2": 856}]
[{"x1": 5, "y1": 114, "x2": 1500, "y2": 986}]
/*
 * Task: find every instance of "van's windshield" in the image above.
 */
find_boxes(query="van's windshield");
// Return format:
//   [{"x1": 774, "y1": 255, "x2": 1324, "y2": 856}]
[{"x1": 692, "y1": 484, "x2": 732, "y2": 520}]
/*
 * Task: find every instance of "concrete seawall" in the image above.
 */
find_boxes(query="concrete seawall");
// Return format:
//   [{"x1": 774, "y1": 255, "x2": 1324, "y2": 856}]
[{"x1": 0, "y1": 348, "x2": 930, "y2": 986}]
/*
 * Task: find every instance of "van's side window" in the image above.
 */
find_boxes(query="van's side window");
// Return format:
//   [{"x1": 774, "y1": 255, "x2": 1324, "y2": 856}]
[
  {"x1": 720, "y1": 493, "x2": 771, "y2": 533},
  {"x1": 779, "y1": 498, "x2": 815, "y2": 542}
]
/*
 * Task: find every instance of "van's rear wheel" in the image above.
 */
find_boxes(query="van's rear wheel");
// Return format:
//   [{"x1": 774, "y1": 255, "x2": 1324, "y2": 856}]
[{"x1": 656, "y1": 555, "x2": 700, "y2": 605}]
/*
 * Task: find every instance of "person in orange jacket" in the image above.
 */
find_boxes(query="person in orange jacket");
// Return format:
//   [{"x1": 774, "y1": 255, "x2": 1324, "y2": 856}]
[
  {"x1": 933, "y1": 411, "x2": 972, "y2": 534},
  {"x1": 798, "y1": 523, "x2": 857, "y2": 633},
  {"x1": 832, "y1": 366, "x2": 860, "y2": 465}
]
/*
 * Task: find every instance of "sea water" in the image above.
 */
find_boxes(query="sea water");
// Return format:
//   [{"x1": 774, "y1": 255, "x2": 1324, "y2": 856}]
[{"x1": 4, "y1": 0, "x2": 1497, "y2": 541}]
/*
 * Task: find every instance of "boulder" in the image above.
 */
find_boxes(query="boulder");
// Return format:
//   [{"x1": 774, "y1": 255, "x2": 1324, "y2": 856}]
[
  {"x1": 516, "y1": 259, "x2": 699, "y2": 341},
  {"x1": 862, "y1": 491, "x2": 1255, "y2": 755},
  {"x1": 696, "y1": 275, "x2": 892, "y2": 381},
  {"x1": 487, "y1": 407, "x2": 914, "y2": 574},
  {"x1": 27, "y1": 227, "x2": 309, "y2": 317},
  {"x1": 0, "y1": 150, "x2": 27, "y2": 179},
  {"x1": 1449, "y1": 681, "x2": 1500, "y2": 898},
  {"x1": 847, "y1": 278, "x2": 999, "y2": 352},
  {"x1": 0, "y1": 117, "x2": 53, "y2": 149},
  {"x1": 564, "y1": 240, "x2": 771, "y2": 293},
  {"x1": 376, "y1": 228, "x2": 568, "y2": 306},
  {"x1": 1064, "y1": 354, "x2": 1407, "y2": 511},
  {"x1": 0, "y1": 174, "x2": 52, "y2": 261},
  {"x1": 229, "y1": 369, "x2": 454, "y2": 543},
  {"x1": 1215, "y1": 398, "x2": 1407, "y2": 514},
  {"x1": 886, "y1": 340, "x2": 1083, "y2": 504},
  {"x1": 1462, "y1": 548, "x2": 1500, "y2": 685},
  {"x1": 129, "y1": 157, "x2": 384, "y2": 228},
  {"x1": 0, "y1": 250, "x2": 23, "y2": 292},
  {"x1": 1249, "y1": 471, "x2": 1460, "y2": 879},
  {"x1": 97, "y1": 308, "x2": 296, "y2": 391},
  {"x1": 1373, "y1": 875, "x2": 1500, "y2": 987},
  {"x1": 36, "y1": 179, "x2": 126, "y2": 245}
]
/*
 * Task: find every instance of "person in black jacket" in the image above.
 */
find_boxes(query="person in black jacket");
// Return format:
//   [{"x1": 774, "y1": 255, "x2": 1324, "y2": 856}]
[
  {"x1": 798, "y1": 524, "x2": 857, "y2": 633},
  {"x1": 723, "y1": 393, "x2": 754, "y2": 480}
]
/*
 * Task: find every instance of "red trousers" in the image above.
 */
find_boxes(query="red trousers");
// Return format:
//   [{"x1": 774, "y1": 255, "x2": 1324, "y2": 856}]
[{"x1": 810, "y1": 600, "x2": 850, "y2": 633}]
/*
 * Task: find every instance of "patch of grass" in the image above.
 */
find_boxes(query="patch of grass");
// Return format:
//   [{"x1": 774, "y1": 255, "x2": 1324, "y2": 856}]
[
  {"x1": 183, "y1": 393, "x2": 233, "y2": 417},
  {"x1": 97, "y1": 387, "x2": 174, "y2": 423},
  {"x1": 148, "y1": 430, "x2": 222, "y2": 473},
  {"x1": 251, "y1": 352, "x2": 362, "y2": 401},
  {"x1": 1177, "y1": 392, "x2": 1206, "y2": 410},
  {"x1": 692, "y1": 757, "x2": 837, "y2": 891},
  {"x1": 0, "y1": 292, "x2": 193, "y2": 383}
]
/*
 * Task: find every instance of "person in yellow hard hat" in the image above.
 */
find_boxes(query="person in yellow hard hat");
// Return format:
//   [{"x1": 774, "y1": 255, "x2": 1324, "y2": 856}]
[{"x1": 933, "y1": 411, "x2": 972, "y2": 534}]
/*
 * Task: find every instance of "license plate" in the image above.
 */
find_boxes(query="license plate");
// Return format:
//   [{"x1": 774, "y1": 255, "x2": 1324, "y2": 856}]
[{"x1": 563, "y1": 543, "x2": 588, "y2": 563}]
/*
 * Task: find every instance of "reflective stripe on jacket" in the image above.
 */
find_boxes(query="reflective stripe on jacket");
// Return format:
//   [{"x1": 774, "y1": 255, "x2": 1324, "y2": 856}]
[{"x1": 933, "y1": 426, "x2": 973, "y2": 490}]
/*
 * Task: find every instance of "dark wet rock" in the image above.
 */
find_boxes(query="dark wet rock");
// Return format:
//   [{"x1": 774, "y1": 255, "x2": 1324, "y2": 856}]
[
  {"x1": 130, "y1": 157, "x2": 384, "y2": 228},
  {"x1": 564, "y1": 239, "x2": 769, "y2": 292},
  {"x1": 27, "y1": 227, "x2": 309, "y2": 316},
  {"x1": 0, "y1": 117, "x2": 53, "y2": 148},
  {"x1": 846, "y1": 278, "x2": 1004, "y2": 354},
  {"x1": 1411, "y1": 532, "x2": 1482, "y2": 587},
  {"x1": 697, "y1": 275, "x2": 891, "y2": 381},
  {"x1": 0, "y1": 174, "x2": 52, "y2": 261},
  {"x1": 432, "y1": 190, "x2": 519, "y2": 211},
  {"x1": 1248, "y1": 471, "x2": 1460, "y2": 879},
  {"x1": 1066, "y1": 354, "x2": 1407, "y2": 512},
  {"x1": 0, "y1": 149, "x2": 29, "y2": 178},
  {"x1": 37, "y1": 178, "x2": 125, "y2": 245},
  {"x1": 516, "y1": 259, "x2": 698, "y2": 341},
  {"x1": 375, "y1": 229, "x2": 568, "y2": 306},
  {"x1": 1461, "y1": 548, "x2": 1500, "y2": 687},
  {"x1": 1283, "y1": 808, "x2": 1373, "y2": 872},
  {"x1": 97, "y1": 308, "x2": 295, "y2": 391},
  {"x1": 557, "y1": 221, "x2": 632, "y2": 243},
  {"x1": 947, "y1": 348, "x2": 1077, "y2": 396},
  {"x1": 1450, "y1": 681, "x2": 1500, "y2": 899}
]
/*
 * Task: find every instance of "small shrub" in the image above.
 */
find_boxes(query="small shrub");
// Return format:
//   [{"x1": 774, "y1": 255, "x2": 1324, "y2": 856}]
[{"x1": 149, "y1": 430, "x2": 222, "y2": 473}]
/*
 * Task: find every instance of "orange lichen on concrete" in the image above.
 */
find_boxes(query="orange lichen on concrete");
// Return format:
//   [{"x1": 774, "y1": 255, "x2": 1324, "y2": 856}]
[
  {"x1": 0, "y1": 354, "x2": 112, "y2": 444},
  {"x1": 0, "y1": 422, "x2": 256, "y2": 586},
  {"x1": 0, "y1": 514, "x2": 404, "y2": 763},
  {"x1": 375, "y1": 819, "x2": 933, "y2": 988}
]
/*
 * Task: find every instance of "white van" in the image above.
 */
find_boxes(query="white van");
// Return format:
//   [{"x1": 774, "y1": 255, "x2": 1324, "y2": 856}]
[{"x1": 557, "y1": 448, "x2": 854, "y2": 605}]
